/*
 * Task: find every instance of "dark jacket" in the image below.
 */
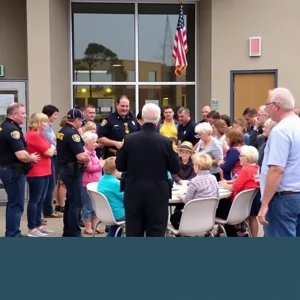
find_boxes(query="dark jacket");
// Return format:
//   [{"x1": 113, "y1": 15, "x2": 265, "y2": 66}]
[
  {"x1": 171, "y1": 157, "x2": 196, "y2": 184},
  {"x1": 116, "y1": 123, "x2": 181, "y2": 181}
]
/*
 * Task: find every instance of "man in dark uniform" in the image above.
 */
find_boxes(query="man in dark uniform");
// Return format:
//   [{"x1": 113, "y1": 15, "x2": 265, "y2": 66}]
[
  {"x1": 177, "y1": 107, "x2": 199, "y2": 146},
  {"x1": 98, "y1": 95, "x2": 141, "y2": 159},
  {"x1": 56, "y1": 108, "x2": 90, "y2": 237},
  {"x1": 116, "y1": 103, "x2": 181, "y2": 237},
  {"x1": 0, "y1": 103, "x2": 40, "y2": 237}
]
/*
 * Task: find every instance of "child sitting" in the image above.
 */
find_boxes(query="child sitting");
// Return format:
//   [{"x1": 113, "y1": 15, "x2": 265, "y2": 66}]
[{"x1": 97, "y1": 157, "x2": 125, "y2": 237}]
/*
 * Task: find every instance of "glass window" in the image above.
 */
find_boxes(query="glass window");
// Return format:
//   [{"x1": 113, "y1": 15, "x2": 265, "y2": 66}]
[
  {"x1": 138, "y1": 4, "x2": 195, "y2": 82},
  {"x1": 72, "y1": 3, "x2": 135, "y2": 82},
  {"x1": 73, "y1": 85, "x2": 136, "y2": 120},
  {"x1": 128, "y1": 70, "x2": 135, "y2": 82},
  {"x1": 138, "y1": 85, "x2": 195, "y2": 119},
  {"x1": 148, "y1": 71, "x2": 156, "y2": 82}
]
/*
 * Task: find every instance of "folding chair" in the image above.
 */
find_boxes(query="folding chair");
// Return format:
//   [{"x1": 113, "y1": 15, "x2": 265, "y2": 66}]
[
  {"x1": 215, "y1": 188, "x2": 258, "y2": 237},
  {"x1": 166, "y1": 197, "x2": 219, "y2": 237},
  {"x1": 87, "y1": 187, "x2": 125, "y2": 237}
]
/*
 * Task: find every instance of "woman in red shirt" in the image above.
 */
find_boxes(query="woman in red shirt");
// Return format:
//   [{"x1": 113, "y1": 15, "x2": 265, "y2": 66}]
[
  {"x1": 218, "y1": 145, "x2": 260, "y2": 236},
  {"x1": 26, "y1": 113, "x2": 56, "y2": 237}
]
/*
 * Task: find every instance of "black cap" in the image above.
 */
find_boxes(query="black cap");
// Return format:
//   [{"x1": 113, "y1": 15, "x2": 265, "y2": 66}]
[{"x1": 67, "y1": 108, "x2": 84, "y2": 120}]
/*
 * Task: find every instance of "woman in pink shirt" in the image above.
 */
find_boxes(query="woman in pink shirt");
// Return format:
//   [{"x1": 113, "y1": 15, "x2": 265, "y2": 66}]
[{"x1": 82, "y1": 131, "x2": 103, "y2": 234}]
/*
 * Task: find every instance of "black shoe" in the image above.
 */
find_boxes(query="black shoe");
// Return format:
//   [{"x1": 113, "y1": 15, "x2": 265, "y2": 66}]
[
  {"x1": 105, "y1": 225, "x2": 110, "y2": 233},
  {"x1": 79, "y1": 220, "x2": 84, "y2": 227},
  {"x1": 55, "y1": 206, "x2": 64, "y2": 213}
]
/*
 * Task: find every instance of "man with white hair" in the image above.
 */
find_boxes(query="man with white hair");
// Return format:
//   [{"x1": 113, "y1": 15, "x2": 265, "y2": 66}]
[
  {"x1": 258, "y1": 88, "x2": 300, "y2": 237},
  {"x1": 116, "y1": 103, "x2": 180, "y2": 237}
]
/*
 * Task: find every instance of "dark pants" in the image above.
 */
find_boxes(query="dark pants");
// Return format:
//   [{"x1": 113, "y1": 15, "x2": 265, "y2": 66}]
[
  {"x1": 0, "y1": 168, "x2": 25, "y2": 237},
  {"x1": 212, "y1": 172, "x2": 221, "y2": 181},
  {"x1": 124, "y1": 180, "x2": 169, "y2": 237},
  {"x1": 43, "y1": 156, "x2": 56, "y2": 216},
  {"x1": 27, "y1": 176, "x2": 49, "y2": 229},
  {"x1": 216, "y1": 198, "x2": 237, "y2": 237},
  {"x1": 61, "y1": 170, "x2": 83, "y2": 237}
]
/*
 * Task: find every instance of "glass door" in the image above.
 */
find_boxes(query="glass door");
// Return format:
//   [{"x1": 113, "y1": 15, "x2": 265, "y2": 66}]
[{"x1": 0, "y1": 81, "x2": 27, "y2": 203}]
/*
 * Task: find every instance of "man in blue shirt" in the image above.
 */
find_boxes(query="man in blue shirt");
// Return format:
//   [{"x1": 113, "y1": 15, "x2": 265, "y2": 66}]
[{"x1": 258, "y1": 88, "x2": 300, "y2": 237}]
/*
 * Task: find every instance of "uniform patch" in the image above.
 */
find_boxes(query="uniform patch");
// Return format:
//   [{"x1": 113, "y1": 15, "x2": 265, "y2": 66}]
[
  {"x1": 172, "y1": 142, "x2": 178, "y2": 153},
  {"x1": 57, "y1": 133, "x2": 64, "y2": 140},
  {"x1": 101, "y1": 119, "x2": 107, "y2": 126},
  {"x1": 72, "y1": 134, "x2": 81, "y2": 142},
  {"x1": 11, "y1": 131, "x2": 20, "y2": 139}
]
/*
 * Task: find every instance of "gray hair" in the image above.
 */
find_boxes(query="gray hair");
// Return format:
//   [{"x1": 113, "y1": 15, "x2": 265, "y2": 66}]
[
  {"x1": 195, "y1": 122, "x2": 213, "y2": 135},
  {"x1": 82, "y1": 131, "x2": 98, "y2": 144},
  {"x1": 7, "y1": 103, "x2": 24, "y2": 116},
  {"x1": 177, "y1": 107, "x2": 190, "y2": 115},
  {"x1": 142, "y1": 103, "x2": 161, "y2": 124},
  {"x1": 264, "y1": 118, "x2": 277, "y2": 130},
  {"x1": 240, "y1": 145, "x2": 259, "y2": 164},
  {"x1": 268, "y1": 88, "x2": 295, "y2": 111}
]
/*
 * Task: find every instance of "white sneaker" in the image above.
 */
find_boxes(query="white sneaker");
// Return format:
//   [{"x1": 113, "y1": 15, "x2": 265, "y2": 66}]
[
  {"x1": 27, "y1": 228, "x2": 48, "y2": 237},
  {"x1": 38, "y1": 226, "x2": 54, "y2": 236}
]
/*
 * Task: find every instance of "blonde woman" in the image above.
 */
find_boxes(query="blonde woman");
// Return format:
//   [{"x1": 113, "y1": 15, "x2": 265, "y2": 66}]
[
  {"x1": 83, "y1": 121, "x2": 97, "y2": 133},
  {"x1": 25, "y1": 113, "x2": 56, "y2": 237},
  {"x1": 170, "y1": 153, "x2": 219, "y2": 230}
]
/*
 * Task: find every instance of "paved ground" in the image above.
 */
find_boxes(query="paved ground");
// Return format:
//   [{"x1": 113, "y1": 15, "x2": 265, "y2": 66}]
[{"x1": 0, "y1": 204, "x2": 264, "y2": 237}]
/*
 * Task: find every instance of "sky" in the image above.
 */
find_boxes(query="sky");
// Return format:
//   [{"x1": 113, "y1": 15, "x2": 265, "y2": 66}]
[{"x1": 73, "y1": 13, "x2": 188, "y2": 66}]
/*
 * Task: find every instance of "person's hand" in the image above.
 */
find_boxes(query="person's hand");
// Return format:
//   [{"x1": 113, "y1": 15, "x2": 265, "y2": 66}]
[
  {"x1": 30, "y1": 152, "x2": 41, "y2": 163},
  {"x1": 99, "y1": 158, "x2": 105, "y2": 168},
  {"x1": 218, "y1": 160, "x2": 224, "y2": 166},
  {"x1": 258, "y1": 204, "x2": 269, "y2": 225},
  {"x1": 219, "y1": 180, "x2": 227, "y2": 188},
  {"x1": 115, "y1": 141, "x2": 123, "y2": 149},
  {"x1": 178, "y1": 193, "x2": 184, "y2": 199},
  {"x1": 178, "y1": 180, "x2": 182, "y2": 185}
]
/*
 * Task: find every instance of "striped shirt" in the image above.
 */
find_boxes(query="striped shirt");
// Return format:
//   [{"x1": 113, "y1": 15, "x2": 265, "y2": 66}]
[{"x1": 182, "y1": 170, "x2": 219, "y2": 204}]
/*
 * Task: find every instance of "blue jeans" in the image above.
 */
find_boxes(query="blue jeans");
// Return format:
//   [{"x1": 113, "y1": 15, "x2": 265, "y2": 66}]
[
  {"x1": 107, "y1": 216, "x2": 125, "y2": 237},
  {"x1": 0, "y1": 167, "x2": 25, "y2": 237},
  {"x1": 60, "y1": 170, "x2": 83, "y2": 237},
  {"x1": 264, "y1": 193, "x2": 300, "y2": 237},
  {"x1": 43, "y1": 156, "x2": 56, "y2": 215},
  {"x1": 82, "y1": 187, "x2": 96, "y2": 220},
  {"x1": 27, "y1": 176, "x2": 49, "y2": 229}
]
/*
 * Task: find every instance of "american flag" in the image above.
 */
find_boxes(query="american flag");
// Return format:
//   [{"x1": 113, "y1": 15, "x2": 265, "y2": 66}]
[{"x1": 172, "y1": 4, "x2": 188, "y2": 76}]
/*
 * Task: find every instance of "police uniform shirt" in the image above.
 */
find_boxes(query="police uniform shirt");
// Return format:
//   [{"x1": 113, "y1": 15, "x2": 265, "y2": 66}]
[
  {"x1": 178, "y1": 119, "x2": 199, "y2": 146},
  {"x1": 0, "y1": 118, "x2": 26, "y2": 165},
  {"x1": 56, "y1": 123, "x2": 85, "y2": 164},
  {"x1": 98, "y1": 111, "x2": 141, "y2": 153}
]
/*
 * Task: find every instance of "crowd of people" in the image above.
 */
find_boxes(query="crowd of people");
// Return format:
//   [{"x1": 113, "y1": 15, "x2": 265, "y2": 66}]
[{"x1": 0, "y1": 88, "x2": 299, "y2": 237}]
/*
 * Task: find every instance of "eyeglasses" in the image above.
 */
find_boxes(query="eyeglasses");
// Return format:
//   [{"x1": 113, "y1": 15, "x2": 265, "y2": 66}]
[{"x1": 265, "y1": 102, "x2": 276, "y2": 109}]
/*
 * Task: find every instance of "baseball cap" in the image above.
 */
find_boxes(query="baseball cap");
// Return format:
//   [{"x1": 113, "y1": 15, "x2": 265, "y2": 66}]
[{"x1": 67, "y1": 108, "x2": 84, "y2": 120}]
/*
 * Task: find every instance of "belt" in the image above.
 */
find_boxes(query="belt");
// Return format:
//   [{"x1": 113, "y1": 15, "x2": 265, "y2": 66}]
[{"x1": 274, "y1": 191, "x2": 300, "y2": 196}]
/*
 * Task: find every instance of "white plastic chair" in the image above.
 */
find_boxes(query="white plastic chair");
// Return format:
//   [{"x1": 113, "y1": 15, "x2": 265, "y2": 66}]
[
  {"x1": 86, "y1": 182, "x2": 98, "y2": 192},
  {"x1": 166, "y1": 197, "x2": 219, "y2": 237},
  {"x1": 215, "y1": 188, "x2": 258, "y2": 237},
  {"x1": 86, "y1": 187, "x2": 125, "y2": 237}
]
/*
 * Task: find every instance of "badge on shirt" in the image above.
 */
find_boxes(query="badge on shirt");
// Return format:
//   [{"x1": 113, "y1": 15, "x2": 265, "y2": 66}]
[
  {"x1": 72, "y1": 134, "x2": 81, "y2": 142},
  {"x1": 11, "y1": 131, "x2": 20, "y2": 139},
  {"x1": 124, "y1": 123, "x2": 129, "y2": 134},
  {"x1": 101, "y1": 119, "x2": 107, "y2": 126}
]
